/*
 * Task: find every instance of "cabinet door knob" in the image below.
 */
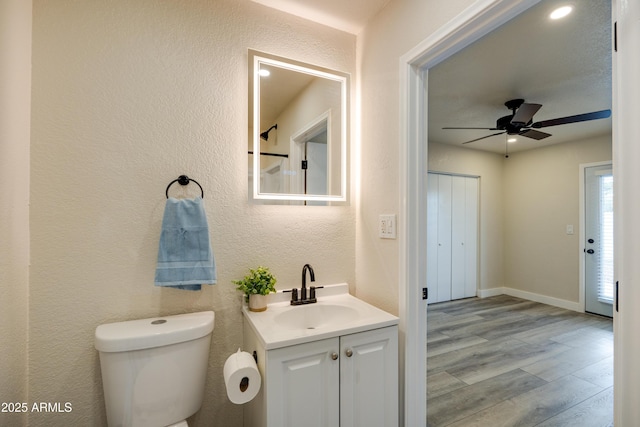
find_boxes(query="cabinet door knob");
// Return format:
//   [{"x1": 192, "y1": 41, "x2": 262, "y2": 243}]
[
  {"x1": 331, "y1": 352, "x2": 339, "y2": 360},
  {"x1": 345, "y1": 349, "x2": 353, "y2": 357}
]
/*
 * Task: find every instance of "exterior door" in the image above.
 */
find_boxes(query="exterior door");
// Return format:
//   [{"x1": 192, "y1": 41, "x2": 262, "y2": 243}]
[{"x1": 584, "y1": 164, "x2": 614, "y2": 317}]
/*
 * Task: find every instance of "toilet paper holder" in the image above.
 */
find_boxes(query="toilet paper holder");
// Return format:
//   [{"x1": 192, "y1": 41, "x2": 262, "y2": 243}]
[
  {"x1": 242, "y1": 352, "x2": 258, "y2": 393},
  {"x1": 224, "y1": 348, "x2": 262, "y2": 404}
]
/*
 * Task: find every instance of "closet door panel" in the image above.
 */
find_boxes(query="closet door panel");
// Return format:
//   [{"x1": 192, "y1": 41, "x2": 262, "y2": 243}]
[
  {"x1": 451, "y1": 176, "x2": 467, "y2": 300},
  {"x1": 465, "y1": 178, "x2": 479, "y2": 298},
  {"x1": 436, "y1": 175, "x2": 452, "y2": 303},
  {"x1": 426, "y1": 174, "x2": 440, "y2": 303}
]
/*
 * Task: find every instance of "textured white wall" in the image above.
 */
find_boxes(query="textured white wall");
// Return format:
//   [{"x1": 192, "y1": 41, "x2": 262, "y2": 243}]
[
  {"x1": 30, "y1": 1, "x2": 355, "y2": 426},
  {"x1": 0, "y1": 0, "x2": 31, "y2": 426},
  {"x1": 356, "y1": 0, "x2": 476, "y2": 315},
  {"x1": 503, "y1": 135, "x2": 612, "y2": 302}
]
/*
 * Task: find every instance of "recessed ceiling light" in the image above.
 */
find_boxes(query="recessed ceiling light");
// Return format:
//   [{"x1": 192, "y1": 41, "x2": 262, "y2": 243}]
[
  {"x1": 507, "y1": 138, "x2": 517, "y2": 143},
  {"x1": 258, "y1": 69, "x2": 270, "y2": 77},
  {"x1": 550, "y1": 5, "x2": 573, "y2": 20}
]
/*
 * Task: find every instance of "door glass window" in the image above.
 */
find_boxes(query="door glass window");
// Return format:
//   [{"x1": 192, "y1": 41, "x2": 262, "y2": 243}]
[{"x1": 597, "y1": 174, "x2": 614, "y2": 303}]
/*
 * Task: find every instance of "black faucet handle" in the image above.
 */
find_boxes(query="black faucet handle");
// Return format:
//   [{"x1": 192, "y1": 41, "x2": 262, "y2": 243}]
[
  {"x1": 283, "y1": 288, "x2": 298, "y2": 303},
  {"x1": 310, "y1": 286, "x2": 324, "y2": 299}
]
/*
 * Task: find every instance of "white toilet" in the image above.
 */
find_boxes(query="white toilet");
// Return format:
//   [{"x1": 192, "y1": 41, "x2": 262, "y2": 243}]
[{"x1": 95, "y1": 311, "x2": 215, "y2": 427}]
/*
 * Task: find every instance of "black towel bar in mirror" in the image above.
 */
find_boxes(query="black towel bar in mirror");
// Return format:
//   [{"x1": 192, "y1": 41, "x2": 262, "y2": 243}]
[{"x1": 165, "y1": 175, "x2": 204, "y2": 199}]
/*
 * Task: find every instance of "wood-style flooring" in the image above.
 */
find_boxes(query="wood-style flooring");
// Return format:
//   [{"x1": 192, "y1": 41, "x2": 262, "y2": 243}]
[{"x1": 427, "y1": 295, "x2": 613, "y2": 427}]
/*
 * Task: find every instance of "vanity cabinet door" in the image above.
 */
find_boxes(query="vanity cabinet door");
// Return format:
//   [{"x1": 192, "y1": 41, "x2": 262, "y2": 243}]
[
  {"x1": 265, "y1": 337, "x2": 340, "y2": 427},
  {"x1": 339, "y1": 326, "x2": 398, "y2": 427}
]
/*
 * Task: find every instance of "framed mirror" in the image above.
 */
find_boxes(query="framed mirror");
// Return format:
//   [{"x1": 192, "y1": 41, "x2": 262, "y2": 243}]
[{"x1": 249, "y1": 50, "x2": 349, "y2": 203}]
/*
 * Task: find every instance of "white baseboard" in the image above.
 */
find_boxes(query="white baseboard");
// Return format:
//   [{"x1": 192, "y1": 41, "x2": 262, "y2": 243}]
[
  {"x1": 478, "y1": 287, "x2": 505, "y2": 298},
  {"x1": 478, "y1": 287, "x2": 582, "y2": 313}
]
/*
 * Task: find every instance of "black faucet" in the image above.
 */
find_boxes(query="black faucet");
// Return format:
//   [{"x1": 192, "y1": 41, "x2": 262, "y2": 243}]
[
  {"x1": 301, "y1": 264, "x2": 315, "y2": 301},
  {"x1": 286, "y1": 264, "x2": 322, "y2": 305}
]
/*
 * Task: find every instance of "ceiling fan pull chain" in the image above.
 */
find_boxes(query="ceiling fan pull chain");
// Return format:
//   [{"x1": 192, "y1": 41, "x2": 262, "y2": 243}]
[{"x1": 505, "y1": 135, "x2": 510, "y2": 159}]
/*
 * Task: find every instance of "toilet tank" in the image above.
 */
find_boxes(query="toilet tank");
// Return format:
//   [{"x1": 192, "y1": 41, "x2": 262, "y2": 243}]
[{"x1": 95, "y1": 311, "x2": 215, "y2": 427}]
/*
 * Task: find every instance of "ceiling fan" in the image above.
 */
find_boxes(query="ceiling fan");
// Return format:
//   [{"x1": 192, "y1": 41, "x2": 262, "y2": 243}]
[{"x1": 443, "y1": 99, "x2": 611, "y2": 145}]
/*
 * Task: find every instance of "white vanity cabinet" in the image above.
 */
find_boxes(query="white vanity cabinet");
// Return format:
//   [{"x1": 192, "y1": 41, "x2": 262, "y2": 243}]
[
  {"x1": 244, "y1": 325, "x2": 398, "y2": 427},
  {"x1": 338, "y1": 326, "x2": 398, "y2": 427},
  {"x1": 266, "y1": 337, "x2": 340, "y2": 427}
]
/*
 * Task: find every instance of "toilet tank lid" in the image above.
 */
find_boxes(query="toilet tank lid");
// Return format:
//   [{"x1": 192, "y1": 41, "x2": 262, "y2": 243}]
[{"x1": 94, "y1": 311, "x2": 215, "y2": 353}]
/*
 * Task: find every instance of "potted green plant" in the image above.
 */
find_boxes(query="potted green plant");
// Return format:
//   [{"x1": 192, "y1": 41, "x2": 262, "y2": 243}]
[{"x1": 233, "y1": 266, "x2": 277, "y2": 312}]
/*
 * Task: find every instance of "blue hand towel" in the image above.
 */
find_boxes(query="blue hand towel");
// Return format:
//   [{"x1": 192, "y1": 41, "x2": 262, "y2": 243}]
[{"x1": 154, "y1": 197, "x2": 216, "y2": 291}]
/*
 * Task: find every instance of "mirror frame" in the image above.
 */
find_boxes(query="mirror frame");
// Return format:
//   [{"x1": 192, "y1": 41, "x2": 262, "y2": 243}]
[{"x1": 249, "y1": 50, "x2": 349, "y2": 203}]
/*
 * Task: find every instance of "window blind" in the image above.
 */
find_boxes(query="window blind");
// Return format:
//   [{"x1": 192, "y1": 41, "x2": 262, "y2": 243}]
[{"x1": 597, "y1": 174, "x2": 614, "y2": 304}]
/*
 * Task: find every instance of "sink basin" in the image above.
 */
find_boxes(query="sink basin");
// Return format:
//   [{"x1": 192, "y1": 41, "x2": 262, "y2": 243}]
[
  {"x1": 242, "y1": 283, "x2": 399, "y2": 349},
  {"x1": 273, "y1": 304, "x2": 359, "y2": 331}
]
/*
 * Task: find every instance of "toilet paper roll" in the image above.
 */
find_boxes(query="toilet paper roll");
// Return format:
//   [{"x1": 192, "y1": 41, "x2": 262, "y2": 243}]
[{"x1": 223, "y1": 349, "x2": 261, "y2": 404}]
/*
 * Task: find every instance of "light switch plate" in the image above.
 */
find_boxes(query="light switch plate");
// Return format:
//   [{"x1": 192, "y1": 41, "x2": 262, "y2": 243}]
[{"x1": 379, "y1": 214, "x2": 397, "y2": 239}]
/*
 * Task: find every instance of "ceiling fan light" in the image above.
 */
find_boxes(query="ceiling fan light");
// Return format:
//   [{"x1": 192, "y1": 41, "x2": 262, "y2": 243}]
[
  {"x1": 550, "y1": 5, "x2": 573, "y2": 20},
  {"x1": 507, "y1": 138, "x2": 517, "y2": 143}
]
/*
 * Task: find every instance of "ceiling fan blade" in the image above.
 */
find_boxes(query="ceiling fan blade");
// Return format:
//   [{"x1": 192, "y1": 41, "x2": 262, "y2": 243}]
[
  {"x1": 511, "y1": 103, "x2": 542, "y2": 125},
  {"x1": 442, "y1": 127, "x2": 495, "y2": 130},
  {"x1": 531, "y1": 109, "x2": 611, "y2": 129},
  {"x1": 462, "y1": 131, "x2": 505, "y2": 144},
  {"x1": 519, "y1": 129, "x2": 551, "y2": 140}
]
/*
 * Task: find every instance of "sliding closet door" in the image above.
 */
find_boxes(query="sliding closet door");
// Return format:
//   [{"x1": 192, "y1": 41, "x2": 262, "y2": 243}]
[
  {"x1": 451, "y1": 176, "x2": 467, "y2": 300},
  {"x1": 436, "y1": 175, "x2": 453, "y2": 302},
  {"x1": 451, "y1": 176, "x2": 478, "y2": 300},
  {"x1": 427, "y1": 173, "x2": 478, "y2": 303},
  {"x1": 427, "y1": 176, "x2": 439, "y2": 302}
]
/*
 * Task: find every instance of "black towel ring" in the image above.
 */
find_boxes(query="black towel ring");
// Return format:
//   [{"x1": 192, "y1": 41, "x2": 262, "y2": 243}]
[{"x1": 165, "y1": 175, "x2": 204, "y2": 199}]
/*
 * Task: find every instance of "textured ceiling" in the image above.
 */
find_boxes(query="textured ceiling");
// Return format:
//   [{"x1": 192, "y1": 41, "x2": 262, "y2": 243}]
[
  {"x1": 251, "y1": 0, "x2": 391, "y2": 34},
  {"x1": 428, "y1": 0, "x2": 612, "y2": 154}
]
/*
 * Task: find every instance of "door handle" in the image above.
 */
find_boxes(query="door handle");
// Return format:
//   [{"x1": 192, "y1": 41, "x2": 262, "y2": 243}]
[{"x1": 586, "y1": 249, "x2": 595, "y2": 254}]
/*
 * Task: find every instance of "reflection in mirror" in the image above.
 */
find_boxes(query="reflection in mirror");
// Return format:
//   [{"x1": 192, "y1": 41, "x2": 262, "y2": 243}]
[{"x1": 249, "y1": 50, "x2": 348, "y2": 203}]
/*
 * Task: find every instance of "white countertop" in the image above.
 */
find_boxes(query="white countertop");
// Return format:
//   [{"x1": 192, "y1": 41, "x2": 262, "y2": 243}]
[{"x1": 242, "y1": 283, "x2": 399, "y2": 350}]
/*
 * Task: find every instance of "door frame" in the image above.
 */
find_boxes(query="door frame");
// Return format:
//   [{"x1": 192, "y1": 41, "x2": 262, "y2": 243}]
[
  {"x1": 399, "y1": 0, "x2": 640, "y2": 424},
  {"x1": 579, "y1": 161, "x2": 613, "y2": 315},
  {"x1": 398, "y1": 0, "x2": 546, "y2": 424}
]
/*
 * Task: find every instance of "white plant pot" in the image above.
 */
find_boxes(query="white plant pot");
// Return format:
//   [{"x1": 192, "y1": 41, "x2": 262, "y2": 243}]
[{"x1": 249, "y1": 294, "x2": 268, "y2": 312}]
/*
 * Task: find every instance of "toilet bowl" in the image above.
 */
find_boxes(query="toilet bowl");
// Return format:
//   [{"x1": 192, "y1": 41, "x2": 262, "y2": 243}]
[{"x1": 95, "y1": 311, "x2": 215, "y2": 427}]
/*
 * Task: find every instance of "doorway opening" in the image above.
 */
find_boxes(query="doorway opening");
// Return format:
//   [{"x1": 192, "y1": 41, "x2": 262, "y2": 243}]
[
  {"x1": 399, "y1": 0, "x2": 612, "y2": 424},
  {"x1": 291, "y1": 110, "x2": 331, "y2": 199}
]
